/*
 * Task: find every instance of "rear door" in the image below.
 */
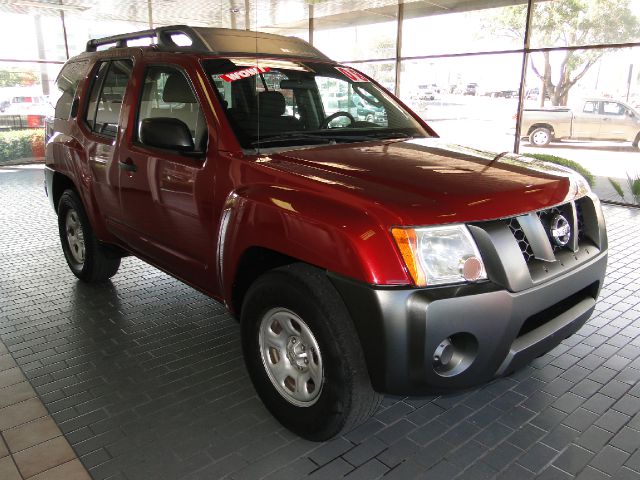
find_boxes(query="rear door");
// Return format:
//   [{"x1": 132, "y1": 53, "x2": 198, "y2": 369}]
[
  {"x1": 114, "y1": 60, "x2": 216, "y2": 286},
  {"x1": 82, "y1": 58, "x2": 135, "y2": 222}
]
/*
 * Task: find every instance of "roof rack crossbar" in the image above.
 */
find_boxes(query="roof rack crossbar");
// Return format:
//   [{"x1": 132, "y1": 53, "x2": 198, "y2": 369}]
[{"x1": 85, "y1": 25, "x2": 209, "y2": 53}]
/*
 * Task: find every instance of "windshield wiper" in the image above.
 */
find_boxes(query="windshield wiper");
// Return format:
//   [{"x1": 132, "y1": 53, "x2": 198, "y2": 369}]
[
  {"x1": 249, "y1": 133, "x2": 334, "y2": 147},
  {"x1": 366, "y1": 130, "x2": 416, "y2": 140}
]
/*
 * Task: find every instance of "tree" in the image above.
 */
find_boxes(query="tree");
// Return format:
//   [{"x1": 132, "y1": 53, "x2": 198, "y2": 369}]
[
  {"x1": 486, "y1": 0, "x2": 640, "y2": 106},
  {"x1": 0, "y1": 69, "x2": 39, "y2": 88}
]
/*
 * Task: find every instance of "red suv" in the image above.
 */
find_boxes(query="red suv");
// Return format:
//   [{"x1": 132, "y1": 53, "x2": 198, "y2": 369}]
[{"x1": 45, "y1": 25, "x2": 608, "y2": 440}]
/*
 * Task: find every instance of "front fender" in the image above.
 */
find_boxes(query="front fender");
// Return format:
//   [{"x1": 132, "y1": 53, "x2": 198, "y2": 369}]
[{"x1": 217, "y1": 184, "x2": 412, "y2": 305}]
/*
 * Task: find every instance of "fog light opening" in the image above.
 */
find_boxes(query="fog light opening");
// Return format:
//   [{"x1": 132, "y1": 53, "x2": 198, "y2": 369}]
[{"x1": 432, "y1": 332, "x2": 478, "y2": 377}]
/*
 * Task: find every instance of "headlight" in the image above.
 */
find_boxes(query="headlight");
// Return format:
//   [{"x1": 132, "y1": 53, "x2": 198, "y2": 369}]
[{"x1": 391, "y1": 225, "x2": 486, "y2": 286}]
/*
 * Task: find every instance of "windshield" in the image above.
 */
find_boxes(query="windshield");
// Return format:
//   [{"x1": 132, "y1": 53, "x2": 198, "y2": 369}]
[{"x1": 203, "y1": 58, "x2": 429, "y2": 150}]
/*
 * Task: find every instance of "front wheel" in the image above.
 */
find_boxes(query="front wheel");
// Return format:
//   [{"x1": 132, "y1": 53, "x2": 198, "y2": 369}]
[
  {"x1": 241, "y1": 263, "x2": 381, "y2": 441},
  {"x1": 633, "y1": 132, "x2": 639, "y2": 148},
  {"x1": 58, "y1": 189, "x2": 120, "y2": 282},
  {"x1": 529, "y1": 127, "x2": 552, "y2": 146}
]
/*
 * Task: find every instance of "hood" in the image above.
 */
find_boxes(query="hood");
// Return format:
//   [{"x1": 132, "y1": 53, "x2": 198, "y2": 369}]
[{"x1": 257, "y1": 138, "x2": 584, "y2": 226}]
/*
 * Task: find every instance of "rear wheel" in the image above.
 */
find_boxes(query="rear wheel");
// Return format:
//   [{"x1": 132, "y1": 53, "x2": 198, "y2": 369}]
[
  {"x1": 241, "y1": 263, "x2": 381, "y2": 441},
  {"x1": 633, "y1": 132, "x2": 639, "y2": 148},
  {"x1": 58, "y1": 189, "x2": 120, "y2": 282},
  {"x1": 529, "y1": 127, "x2": 552, "y2": 146}
]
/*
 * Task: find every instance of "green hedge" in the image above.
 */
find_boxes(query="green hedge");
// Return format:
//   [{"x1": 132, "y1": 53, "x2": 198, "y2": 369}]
[
  {"x1": 522, "y1": 153, "x2": 595, "y2": 187},
  {"x1": 0, "y1": 129, "x2": 44, "y2": 163}
]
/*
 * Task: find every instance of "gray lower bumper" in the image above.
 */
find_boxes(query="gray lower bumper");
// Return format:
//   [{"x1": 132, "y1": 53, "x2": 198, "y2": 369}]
[{"x1": 329, "y1": 250, "x2": 607, "y2": 394}]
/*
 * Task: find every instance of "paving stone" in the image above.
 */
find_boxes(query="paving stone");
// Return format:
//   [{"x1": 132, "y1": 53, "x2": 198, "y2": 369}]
[
  {"x1": 610, "y1": 426, "x2": 640, "y2": 453},
  {"x1": 376, "y1": 438, "x2": 419, "y2": 468},
  {"x1": 575, "y1": 466, "x2": 612, "y2": 480},
  {"x1": 13, "y1": 436, "x2": 76, "y2": 478},
  {"x1": 589, "y1": 445, "x2": 630, "y2": 476},
  {"x1": 0, "y1": 456, "x2": 22, "y2": 480},
  {"x1": 482, "y1": 441, "x2": 522, "y2": 471},
  {"x1": 594, "y1": 409, "x2": 630, "y2": 434},
  {"x1": 307, "y1": 457, "x2": 353, "y2": 479},
  {"x1": 517, "y1": 442, "x2": 558, "y2": 473},
  {"x1": 3, "y1": 416, "x2": 63, "y2": 453},
  {"x1": 575, "y1": 425, "x2": 614, "y2": 452},
  {"x1": 343, "y1": 437, "x2": 387, "y2": 467},
  {"x1": 616, "y1": 467, "x2": 640, "y2": 480},
  {"x1": 344, "y1": 458, "x2": 388, "y2": 479},
  {"x1": 563, "y1": 408, "x2": 601, "y2": 432},
  {"x1": 495, "y1": 463, "x2": 536, "y2": 480},
  {"x1": 308, "y1": 437, "x2": 354, "y2": 466},
  {"x1": 0, "y1": 397, "x2": 48, "y2": 431},
  {"x1": 553, "y1": 444, "x2": 595, "y2": 475}
]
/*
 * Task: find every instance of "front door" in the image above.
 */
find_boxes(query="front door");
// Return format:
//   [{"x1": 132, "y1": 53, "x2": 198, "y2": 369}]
[
  {"x1": 599, "y1": 101, "x2": 635, "y2": 140},
  {"x1": 115, "y1": 62, "x2": 215, "y2": 287}
]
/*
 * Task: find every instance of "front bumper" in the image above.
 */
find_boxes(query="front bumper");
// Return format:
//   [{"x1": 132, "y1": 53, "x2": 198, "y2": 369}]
[
  {"x1": 330, "y1": 194, "x2": 608, "y2": 395},
  {"x1": 330, "y1": 251, "x2": 606, "y2": 394}
]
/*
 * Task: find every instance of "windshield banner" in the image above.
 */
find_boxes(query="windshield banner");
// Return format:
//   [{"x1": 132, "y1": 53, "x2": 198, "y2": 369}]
[
  {"x1": 336, "y1": 67, "x2": 369, "y2": 83},
  {"x1": 220, "y1": 66, "x2": 271, "y2": 82}
]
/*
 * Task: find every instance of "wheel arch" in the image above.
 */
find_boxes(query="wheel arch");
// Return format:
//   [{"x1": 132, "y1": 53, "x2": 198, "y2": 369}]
[
  {"x1": 50, "y1": 171, "x2": 78, "y2": 213},
  {"x1": 218, "y1": 186, "x2": 410, "y2": 316},
  {"x1": 527, "y1": 123, "x2": 554, "y2": 136},
  {"x1": 231, "y1": 246, "x2": 298, "y2": 317}
]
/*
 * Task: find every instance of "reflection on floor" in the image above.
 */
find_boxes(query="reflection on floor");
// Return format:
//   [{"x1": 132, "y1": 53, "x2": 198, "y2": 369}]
[{"x1": 1, "y1": 165, "x2": 639, "y2": 480}]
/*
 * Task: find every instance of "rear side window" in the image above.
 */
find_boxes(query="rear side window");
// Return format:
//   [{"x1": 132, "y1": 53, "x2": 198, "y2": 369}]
[
  {"x1": 85, "y1": 59, "x2": 133, "y2": 138},
  {"x1": 53, "y1": 60, "x2": 89, "y2": 119}
]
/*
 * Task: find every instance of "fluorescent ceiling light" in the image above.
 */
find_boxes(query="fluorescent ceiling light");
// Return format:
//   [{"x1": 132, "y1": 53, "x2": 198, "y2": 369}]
[{"x1": 11, "y1": 1, "x2": 90, "y2": 12}]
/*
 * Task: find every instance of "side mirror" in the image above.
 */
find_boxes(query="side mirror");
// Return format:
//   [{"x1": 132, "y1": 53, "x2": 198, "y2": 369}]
[{"x1": 139, "y1": 117, "x2": 194, "y2": 151}]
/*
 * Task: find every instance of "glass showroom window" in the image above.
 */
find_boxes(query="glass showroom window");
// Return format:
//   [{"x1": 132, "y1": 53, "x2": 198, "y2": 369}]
[
  {"x1": 345, "y1": 61, "x2": 396, "y2": 94},
  {"x1": 519, "y1": 46, "x2": 640, "y2": 205},
  {"x1": 0, "y1": 11, "x2": 67, "y2": 62},
  {"x1": 398, "y1": 53, "x2": 524, "y2": 153},
  {"x1": 314, "y1": 20, "x2": 397, "y2": 62},
  {"x1": 401, "y1": 4, "x2": 526, "y2": 57}
]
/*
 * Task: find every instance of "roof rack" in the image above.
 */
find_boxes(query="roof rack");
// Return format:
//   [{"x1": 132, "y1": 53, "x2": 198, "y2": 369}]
[
  {"x1": 85, "y1": 25, "x2": 331, "y2": 61},
  {"x1": 85, "y1": 25, "x2": 208, "y2": 52}
]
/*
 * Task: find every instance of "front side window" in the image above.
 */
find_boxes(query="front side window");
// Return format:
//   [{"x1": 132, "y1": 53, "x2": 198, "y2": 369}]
[
  {"x1": 602, "y1": 101, "x2": 624, "y2": 116},
  {"x1": 204, "y1": 58, "x2": 427, "y2": 150},
  {"x1": 53, "y1": 60, "x2": 89, "y2": 119},
  {"x1": 85, "y1": 59, "x2": 133, "y2": 138},
  {"x1": 136, "y1": 66, "x2": 207, "y2": 151}
]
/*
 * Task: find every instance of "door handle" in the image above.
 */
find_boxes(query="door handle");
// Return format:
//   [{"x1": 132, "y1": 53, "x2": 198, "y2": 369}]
[{"x1": 118, "y1": 158, "x2": 137, "y2": 172}]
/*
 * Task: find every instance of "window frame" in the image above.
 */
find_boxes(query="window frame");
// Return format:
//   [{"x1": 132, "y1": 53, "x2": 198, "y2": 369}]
[
  {"x1": 82, "y1": 58, "x2": 134, "y2": 140},
  {"x1": 133, "y1": 63, "x2": 208, "y2": 155}
]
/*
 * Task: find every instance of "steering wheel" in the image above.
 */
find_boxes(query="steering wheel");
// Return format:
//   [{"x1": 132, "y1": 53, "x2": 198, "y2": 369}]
[{"x1": 320, "y1": 111, "x2": 355, "y2": 129}]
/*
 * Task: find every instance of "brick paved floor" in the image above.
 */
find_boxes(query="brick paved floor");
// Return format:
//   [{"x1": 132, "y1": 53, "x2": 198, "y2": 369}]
[{"x1": 0, "y1": 164, "x2": 639, "y2": 480}]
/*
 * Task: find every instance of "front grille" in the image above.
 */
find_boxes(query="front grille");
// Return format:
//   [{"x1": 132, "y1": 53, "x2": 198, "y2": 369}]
[
  {"x1": 576, "y1": 201, "x2": 585, "y2": 241},
  {"x1": 508, "y1": 201, "x2": 582, "y2": 263},
  {"x1": 536, "y1": 206, "x2": 564, "y2": 253},
  {"x1": 508, "y1": 217, "x2": 534, "y2": 262}
]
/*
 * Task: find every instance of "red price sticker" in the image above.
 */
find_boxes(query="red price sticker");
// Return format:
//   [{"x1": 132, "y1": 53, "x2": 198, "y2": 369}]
[
  {"x1": 220, "y1": 66, "x2": 271, "y2": 82},
  {"x1": 335, "y1": 67, "x2": 369, "y2": 82}
]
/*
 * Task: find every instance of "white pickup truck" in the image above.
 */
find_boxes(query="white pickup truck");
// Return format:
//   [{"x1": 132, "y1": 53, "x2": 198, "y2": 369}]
[{"x1": 521, "y1": 98, "x2": 640, "y2": 148}]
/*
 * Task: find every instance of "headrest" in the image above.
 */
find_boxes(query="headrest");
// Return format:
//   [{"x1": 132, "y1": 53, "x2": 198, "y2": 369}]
[
  {"x1": 163, "y1": 73, "x2": 196, "y2": 103},
  {"x1": 258, "y1": 91, "x2": 286, "y2": 117}
]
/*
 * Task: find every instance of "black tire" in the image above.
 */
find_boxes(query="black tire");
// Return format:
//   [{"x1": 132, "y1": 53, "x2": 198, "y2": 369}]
[
  {"x1": 57, "y1": 189, "x2": 120, "y2": 282},
  {"x1": 633, "y1": 132, "x2": 639, "y2": 148},
  {"x1": 241, "y1": 263, "x2": 381, "y2": 441},
  {"x1": 529, "y1": 127, "x2": 552, "y2": 147}
]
